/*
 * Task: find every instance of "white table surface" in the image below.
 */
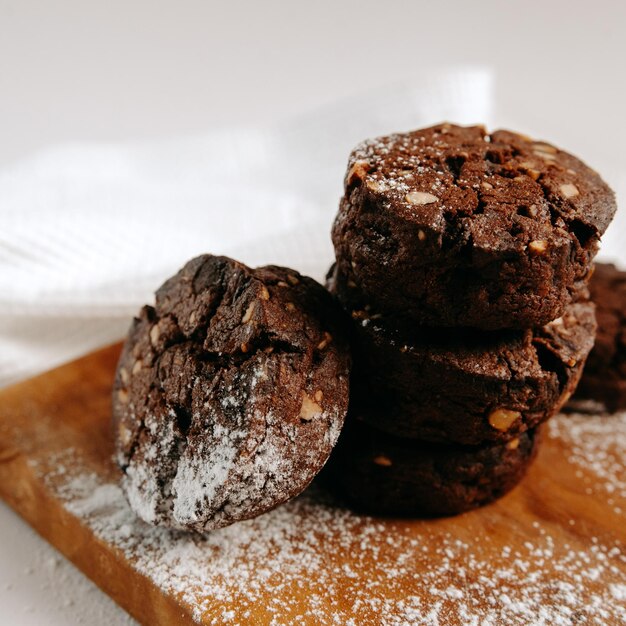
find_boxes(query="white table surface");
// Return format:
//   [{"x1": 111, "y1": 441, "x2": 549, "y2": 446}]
[{"x1": 1, "y1": 1, "x2": 625, "y2": 624}]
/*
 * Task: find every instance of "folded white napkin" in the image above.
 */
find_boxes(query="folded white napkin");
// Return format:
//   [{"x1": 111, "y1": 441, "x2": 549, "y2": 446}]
[{"x1": 1, "y1": 67, "x2": 623, "y2": 388}]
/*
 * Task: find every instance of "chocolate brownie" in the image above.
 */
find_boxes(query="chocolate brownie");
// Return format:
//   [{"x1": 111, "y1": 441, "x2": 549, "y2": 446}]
[
  {"x1": 573, "y1": 263, "x2": 626, "y2": 411},
  {"x1": 332, "y1": 123, "x2": 616, "y2": 330},
  {"x1": 112, "y1": 255, "x2": 351, "y2": 532},
  {"x1": 330, "y1": 275, "x2": 596, "y2": 444},
  {"x1": 322, "y1": 417, "x2": 540, "y2": 516}
]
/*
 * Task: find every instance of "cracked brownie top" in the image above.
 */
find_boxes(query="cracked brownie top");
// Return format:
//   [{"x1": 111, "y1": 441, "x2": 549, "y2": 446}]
[{"x1": 332, "y1": 123, "x2": 616, "y2": 330}]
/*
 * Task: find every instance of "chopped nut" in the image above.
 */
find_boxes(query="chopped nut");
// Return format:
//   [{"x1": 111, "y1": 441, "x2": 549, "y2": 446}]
[
  {"x1": 417, "y1": 229, "x2": 427, "y2": 241},
  {"x1": 118, "y1": 423, "x2": 132, "y2": 446},
  {"x1": 373, "y1": 455, "x2": 393, "y2": 467},
  {"x1": 287, "y1": 274, "x2": 300, "y2": 286},
  {"x1": 259, "y1": 286, "x2": 270, "y2": 300},
  {"x1": 346, "y1": 160, "x2": 370, "y2": 186},
  {"x1": 528, "y1": 240, "x2": 548, "y2": 254},
  {"x1": 119, "y1": 367, "x2": 129, "y2": 385},
  {"x1": 527, "y1": 204, "x2": 539, "y2": 217},
  {"x1": 299, "y1": 392, "x2": 323, "y2": 421},
  {"x1": 149, "y1": 324, "x2": 160, "y2": 346},
  {"x1": 277, "y1": 281, "x2": 289, "y2": 288},
  {"x1": 188, "y1": 311, "x2": 196, "y2": 325},
  {"x1": 406, "y1": 191, "x2": 438, "y2": 205},
  {"x1": 533, "y1": 142, "x2": 557, "y2": 154},
  {"x1": 482, "y1": 182, "x2": 493, "y2": 190},
  {"x1": 240, "y1": 343, "x2": 249, "y2": 353},
  {"x1": 533, "y1": 150, "x2": 556, "y2": 161},
  {"x1": 242, "y1": 302, "x2": 256, "y2": 324},
  {"x1": 560, "y1": 183, "x2": 579, "y2": 198},
  {"x1": 519, "y1": 162, "x2": 541, "y2": 180},
  {"x1": 366, "y1": 180, "x2": 383, "y2": 192},
  {"x1": 317, "y1": 332, "x2": 332, "y2": 350},
  {"x1": 563, "y1": 311, "x2": 576, "y2": 325},
  {"x1": 132, "y1": 359, "x2": 143, "y2": 375},
  {"x1": 488, "y1": 408, "x2": 521, "y2": 431},
  {"x1": 314, "y1": 390, "x2": 324, "y2": 402},
  {"x1": 285, "y1": 302, "x2": 296, "y2": 311},
  {"x1": 506, "y1": 438, "x2": 520, "y2": 451},
  {"x1": 117, "y1": 389, "x2": 129, "y2": 404}
]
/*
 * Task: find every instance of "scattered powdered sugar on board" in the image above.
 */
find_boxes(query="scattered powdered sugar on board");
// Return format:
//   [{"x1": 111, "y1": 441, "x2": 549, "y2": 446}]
[
  {"x1": 35, "y1": 413, "x2": 626, "y2": 626},
  {"x1": 549, "y1": 411, "x2": 626, "y2": 514}
]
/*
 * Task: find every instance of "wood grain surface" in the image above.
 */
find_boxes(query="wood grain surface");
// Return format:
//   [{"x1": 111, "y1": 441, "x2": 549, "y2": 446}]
[{"x1": 0, "y1": 344, "x2": 624, "y2": 625}]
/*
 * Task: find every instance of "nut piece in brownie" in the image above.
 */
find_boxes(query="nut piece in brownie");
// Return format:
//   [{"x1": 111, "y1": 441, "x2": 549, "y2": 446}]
[
  {"x1": 321, "y1": 417, "x2": 540, "y2": 517},
  {"x1": 332, "y1": 123, "x2": 615, "y2": 330},
  {"x1": 329, "y1": 268, "x2": 596, "y2": 445},
  {"x1": 112, "y1": 255, "x2": 351, "y2": 532},
  {"x1": 573, "y1": 262, "x2": 626, "y2": 411}
]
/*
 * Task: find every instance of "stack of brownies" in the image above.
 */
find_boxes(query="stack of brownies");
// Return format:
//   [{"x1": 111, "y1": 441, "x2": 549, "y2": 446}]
[{"x1": 325, "y1": 123, "x2": 616, "y2": 515}]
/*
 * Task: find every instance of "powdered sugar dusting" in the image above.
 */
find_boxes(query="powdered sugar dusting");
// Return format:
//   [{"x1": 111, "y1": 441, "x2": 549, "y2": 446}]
[
  {"x1": 549, "y1": 411, "x2": 626, "y2": 513},
  {"x1": 34, "y1": 412, "x2": 626, "y2": 625},
  {"x1": 172, "y1": 423, "x2": 243, "y2": 525},
  {"x1": 121, "y1": 355, "x2": 346, "y2": 532},
  {"x1": 122, "y1": 414, "x2": 179, "y2": 525}
]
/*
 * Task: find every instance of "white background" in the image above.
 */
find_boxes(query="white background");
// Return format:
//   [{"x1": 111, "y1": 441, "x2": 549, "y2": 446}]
[{"x1": 1, "y1": 1, "x2": 625, "y2": 624}]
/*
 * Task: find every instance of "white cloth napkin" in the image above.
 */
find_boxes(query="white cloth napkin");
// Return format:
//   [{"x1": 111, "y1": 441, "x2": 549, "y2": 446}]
[{"x1": 1, "y1": 67, "x2": 623, "y2": 388}]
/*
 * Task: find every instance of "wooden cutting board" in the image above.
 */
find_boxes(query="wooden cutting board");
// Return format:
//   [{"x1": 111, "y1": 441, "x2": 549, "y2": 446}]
[{"x1": 0, "y1": 344, "x2": 625, "y2": 625}]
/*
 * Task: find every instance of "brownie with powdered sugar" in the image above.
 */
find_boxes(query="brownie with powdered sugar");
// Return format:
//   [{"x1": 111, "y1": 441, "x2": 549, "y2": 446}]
[
  {"x1": 112, "y1": 254, "x2": 350, "y2": 532},
  {"x1": 332, "y1": 123, "x2": 615, "y2": 330}
]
